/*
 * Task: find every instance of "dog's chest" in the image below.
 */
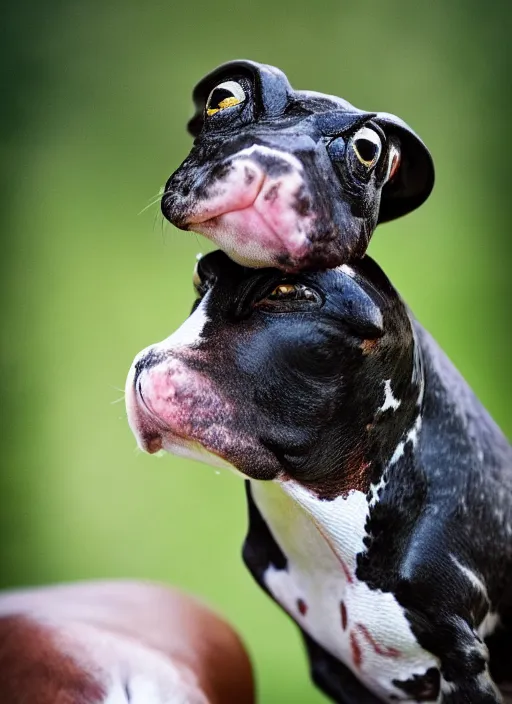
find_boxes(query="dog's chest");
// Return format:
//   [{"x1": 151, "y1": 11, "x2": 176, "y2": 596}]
[{"x1": 250, "y1": 479, "x2": 439, "y2": 703}]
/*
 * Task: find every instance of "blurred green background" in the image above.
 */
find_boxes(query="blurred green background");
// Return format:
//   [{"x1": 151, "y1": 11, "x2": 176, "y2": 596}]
[{"x1": 1, "y1": 1, "x2": 510, "y2": 701}]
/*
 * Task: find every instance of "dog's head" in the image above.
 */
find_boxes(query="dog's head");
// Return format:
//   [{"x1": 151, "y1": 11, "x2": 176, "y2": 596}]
[
  {"x1": 161, "y1": 60, "x2": 434, "y2": 272},
  {"x1": 126, "y1": 251, "x2": 423, "y2": 497}
]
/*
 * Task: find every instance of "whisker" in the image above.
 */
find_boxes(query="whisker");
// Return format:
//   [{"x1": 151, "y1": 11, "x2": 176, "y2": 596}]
[
  {"x1": 109, "y1": 385, "x2": 126, "y2": 393},
  {"x1": 138, "y1": 186, "x2": 175, "y2": 216},
  {"x1": 138, "y1": 194, "x2": 164, "y2": 216}
]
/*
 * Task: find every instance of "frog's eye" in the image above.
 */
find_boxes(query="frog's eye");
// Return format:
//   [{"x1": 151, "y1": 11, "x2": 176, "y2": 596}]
[
  {"x1": 206, "y1": 80, "x2": 246, "y2": 116},
  {"x1": 350, "y1": 126, "x2": 382, "y2": 169}
]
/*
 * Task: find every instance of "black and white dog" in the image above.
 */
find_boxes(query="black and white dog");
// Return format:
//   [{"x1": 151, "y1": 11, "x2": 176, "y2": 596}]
[
  {"x1": 161, "y1": 60, "x2": 434, "y2": 271},
  {"x1": 126, "y1": 251, "x2": 512, "y2": 703}
]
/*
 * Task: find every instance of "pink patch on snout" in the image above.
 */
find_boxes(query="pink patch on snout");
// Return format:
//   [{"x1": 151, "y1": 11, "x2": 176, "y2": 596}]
[
  {"x1": 126, "y1": 354, "x2": 259, "y2": 473},
  {"x1": 125, "y1": 354, "x2": 223, "y2": 452},
  {"x1": 135, "y1": 360, "x2": 229, "y2": 447},
  {"x1": 185, "y1": 162, "x2": 266, "y2": 225},
  {"x1": 185, "y1": 150, "x2": 315, "y2": 268}
]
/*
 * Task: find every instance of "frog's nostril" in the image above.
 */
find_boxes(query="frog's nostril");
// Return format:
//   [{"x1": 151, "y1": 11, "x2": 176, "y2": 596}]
[{"x1": 244, "y1": 165, "x2": 257, "y2": 186}]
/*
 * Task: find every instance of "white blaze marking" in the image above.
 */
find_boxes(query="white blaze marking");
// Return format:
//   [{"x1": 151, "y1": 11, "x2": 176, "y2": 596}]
[
  {"x1": 380, "y1": 379, "x2": 401, "y2": 413},
  {"x1": 251, "y1": 479, "x2": 439, "y2": 702},
  {"x1": 127, "y1": 295, "x2": 210, "y2": 390},
  {"x1": 234, "y1": 144, "x2": 305, "y2": 172},
  {"x1": 159, "y1": 294, "x2": 209, "y2": 350}
]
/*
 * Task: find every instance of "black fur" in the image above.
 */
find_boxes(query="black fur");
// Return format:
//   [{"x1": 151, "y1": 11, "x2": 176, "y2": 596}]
[{"x1": 129, "y1": 250, "x2": 512, "y2": 702}]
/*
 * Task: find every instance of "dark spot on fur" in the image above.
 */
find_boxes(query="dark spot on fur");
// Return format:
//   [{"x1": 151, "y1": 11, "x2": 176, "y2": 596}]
[
  {"x1": 356, "y1": 623, "x2": 400, "y2": 658},
  {"x1": 294, "y1": 190, "x2": 312, "y2": 217},
  {"x1": 340, "y1": 601, "x2": 348, "y2": 630},
  {"x1": 297, "y1": 598, "x2": 308, "y2": 616},
  {"x1": 350, "y1": 631, "x2": 363, "y2": 669},
  {"x1": 244, "y1": 166, "x2": 256, "y2": 185},
  {"x1": 252, "y1": 153, "x2": 293, "y2": 178},
  {"x1": 264, "y1": 183, "x2": 280, "y2": 202}
]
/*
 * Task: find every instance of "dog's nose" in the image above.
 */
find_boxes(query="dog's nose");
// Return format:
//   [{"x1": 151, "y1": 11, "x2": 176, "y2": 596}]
[
  {"x1": 132, "y1": 348, "x2": 166, "y2": 386},
  {"x1": 126, "y1": 347, "x2": 175, "y2": 455}
]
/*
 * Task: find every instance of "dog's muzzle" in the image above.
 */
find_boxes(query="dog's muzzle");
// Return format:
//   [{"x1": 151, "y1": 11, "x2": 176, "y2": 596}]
[{"x1": 126, "y1": 347, "x2": 232, "y2": 462}]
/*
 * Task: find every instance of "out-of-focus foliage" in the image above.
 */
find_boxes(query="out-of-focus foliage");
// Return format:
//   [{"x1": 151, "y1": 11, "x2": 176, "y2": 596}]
[{"x1": 1, "y1": 1, "x2": 510, "y2": 701}]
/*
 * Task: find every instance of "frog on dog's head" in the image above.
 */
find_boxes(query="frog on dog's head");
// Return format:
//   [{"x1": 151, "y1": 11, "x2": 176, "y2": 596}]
[{"x1": 162, "y1": 60, "x2": 434, "y2": 271}]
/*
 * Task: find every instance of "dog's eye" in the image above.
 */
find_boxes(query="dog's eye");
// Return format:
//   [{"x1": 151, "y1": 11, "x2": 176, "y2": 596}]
[
  {"x1": 206, "y1": 81, "x2": 246, "y2": 116},
  {"x1": 351, "y1": 127, "x2": 382, "y2": 168},
  {"x1": 256, "y1": 283, "x2": 322, "y2": 312},
  {"x1": 268, "y1": 283, "x2": 317, "y2": 301}
]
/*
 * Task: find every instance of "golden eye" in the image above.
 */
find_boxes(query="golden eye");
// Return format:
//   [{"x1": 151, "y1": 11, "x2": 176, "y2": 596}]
[
  {"x1": 270, "y1": 283, "x2": 297, "y2": 298},
  {"x1": 264, "y1": 283, "x2": 320, "y2": 303},
  {"x1": 206, "y1": 80, "x2": 246, "y2": 116},
  {"x1": 351, "y1": 126, "x2": 382, "y2": 168}
]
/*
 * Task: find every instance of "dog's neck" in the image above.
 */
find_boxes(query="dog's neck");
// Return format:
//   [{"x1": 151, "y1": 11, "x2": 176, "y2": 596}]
[{"x1": 292, "y1": 329, "x2": 425, "y2": 502}]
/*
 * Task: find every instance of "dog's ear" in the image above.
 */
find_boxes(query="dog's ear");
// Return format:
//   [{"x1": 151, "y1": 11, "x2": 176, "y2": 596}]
[
  {"x1": 373, "y1": 112, "x2": 434, "y2": 223},
  {"x1": 331, "y1": 268, "x2": 385, "y2": 340},
  {"x1": 187, "y1": 59, "x2": 292, "y2": 138}
]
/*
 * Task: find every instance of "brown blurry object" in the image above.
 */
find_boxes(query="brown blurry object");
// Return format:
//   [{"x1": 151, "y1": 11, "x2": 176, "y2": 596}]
[{"x1": 0, "y1": 581, "x2": 254, "y2": 703}]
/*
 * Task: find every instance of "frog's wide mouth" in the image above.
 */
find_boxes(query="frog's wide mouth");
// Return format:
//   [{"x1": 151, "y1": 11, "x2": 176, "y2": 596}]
[
  {"x1": 162, "y1": 145, "x2": 316, "y2": 269},
  {"x1": 186, "y1": 206, "x2": 310, "y2": 270}
]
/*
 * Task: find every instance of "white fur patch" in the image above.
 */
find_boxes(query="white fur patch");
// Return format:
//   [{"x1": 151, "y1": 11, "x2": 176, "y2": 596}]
[
  {"x1": 160, "y1": 437, "x2": 246, "y2": 479},
  {"x1": 126, "y1": 296, "x2": 209, "y2": 403},
  {"x1": 368, "y1": 474, "x2": 387, "y2": 508},
  {"x1": 251, "y1": 479, "x2": 439, "y2": 702},
  {"x1": 369, "y1": 413, "x2": 422, "y2": 506},
  {"x1": 380, "y1": 379, "x2": 401, "y2": 413},
  {"x1": 103, "y1": 673, "x2": 206, "y2": 704},
  {"x1": 389, "y1": 414, "x2": 422, "y2": 465},
  {"x1": 234, "y1": 144, "x2": 305, "y2": 173},
  {"x1": 450, "y1": 555, "x2": 489, "y2": 601},
  {"x1": 478, "y1": 611, "x2": 500, "y2": 640},
  {"x1": 339, "y1": 264, "x2": 356, "y2": 278},
  {"x1": 450, "y1": 555, "x2": 500, "y2": 640},
  {"x1": 158, "y1": 294, "x2": 209, "y2": 350}
]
